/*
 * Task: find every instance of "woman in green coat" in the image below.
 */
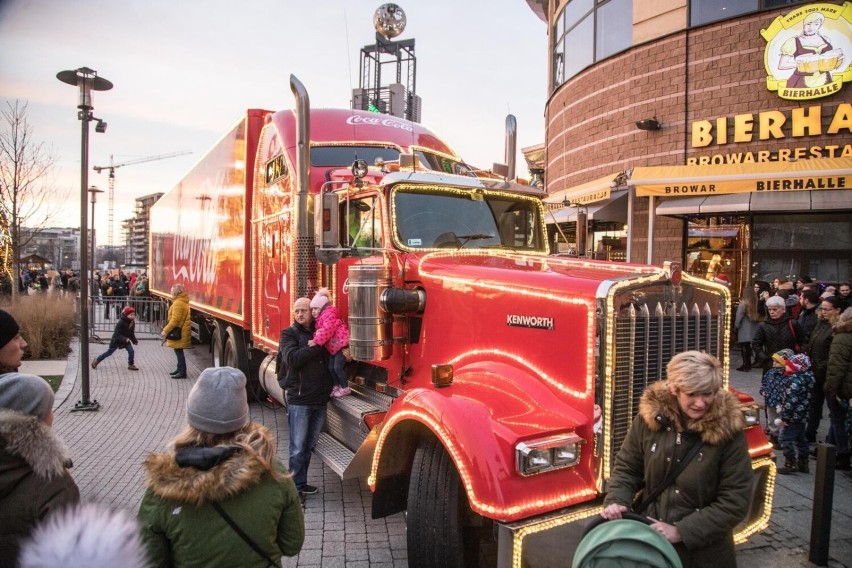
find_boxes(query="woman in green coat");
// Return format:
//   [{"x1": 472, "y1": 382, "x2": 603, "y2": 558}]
[
  {"x1": 602, "y1": 351, "x2": 753, "y2": 567},
  {"x1": 137, "y1": 367, "x2": 304, "y2": 567},
  {"x1": 161, "y1": 284, "x2": 192, "y2": 379}
]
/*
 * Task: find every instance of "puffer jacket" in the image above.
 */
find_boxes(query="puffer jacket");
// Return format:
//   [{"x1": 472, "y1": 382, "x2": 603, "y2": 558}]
[
  {"x1": 825, "y1": 316, "x2": 852, "y2": 400},
  {"x1": 137, "y1": 423, "x2": 304, "y2": 568},
  {"x1": 603, "y1": 381, "x2": 752, "y2": 568},
  {"x1": 312, "y1": 304, "x2": 349, "y2": 355},
  {"x1": 0, "y1": 410, "x2": 80, "y2": 564},
  {"x1": 779, "y1": 354, "x2": 814, "y2": 424},
  {"x1": 279, "y1": 321, "x2": 333, "y2": 406},
  {"x1": 752, "y1": 314, "x2": 804, "y2": 368},
  {"x1": 163, "y1": 292, "x2": 192, "y2": 349},
  {"x1": 109, "y1": 313, "x2": 138, "y2": 349}
]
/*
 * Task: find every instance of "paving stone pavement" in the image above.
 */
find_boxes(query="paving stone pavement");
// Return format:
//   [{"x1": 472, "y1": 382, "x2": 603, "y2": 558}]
[{"x1": 43, "y1": 340, "x2": 851, "y2": 567}]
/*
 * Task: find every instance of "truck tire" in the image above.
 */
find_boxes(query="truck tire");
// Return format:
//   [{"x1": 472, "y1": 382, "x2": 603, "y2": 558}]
[
  {"x1": 223, "y1": 325, "x2": 249, "y2": 375},
  {"x1": 211, "y1": 320, "x2": 227, "y2": 367},
  {"x1": 407, "y1": 437, "x2": 496, "y2": 568}
]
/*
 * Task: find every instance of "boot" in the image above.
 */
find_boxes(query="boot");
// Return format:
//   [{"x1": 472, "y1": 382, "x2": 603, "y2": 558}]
[
  {"x1": 777, "y1": 457, "x2": 797, "y2": 475},
  {"x1": 837, "y1": 453, "x2": 851, "y2": 471},
  {"x1": 768, "y1": 433, "x2": 780, "y2": 450},
  {"x1": 797, "y1": 457, "x2": 810, "y2": 474}
]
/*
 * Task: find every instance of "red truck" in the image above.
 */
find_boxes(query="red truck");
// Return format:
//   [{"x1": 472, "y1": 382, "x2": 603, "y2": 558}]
[{"x1": 149, "y1": 76, "x2": 775, "y2": 567}]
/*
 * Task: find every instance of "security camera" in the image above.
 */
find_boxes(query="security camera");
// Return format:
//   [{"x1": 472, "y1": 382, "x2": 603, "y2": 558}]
[{"x1": 95, "y1": 120, "x2": 107, "y2": 133}]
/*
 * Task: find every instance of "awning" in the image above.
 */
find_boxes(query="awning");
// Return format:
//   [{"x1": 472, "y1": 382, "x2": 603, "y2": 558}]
[
  {"x1": 545, "y1": 171, "x2": 626, "y2": 206},
  {"x1": 656, "y1": 188, "x2": 852, "y2": 216},
  {"x1": 546, "y1": 190, "x2": 629, "y2": 223},
  {"x1": 629, "y1": 157, "x2": 852, "y2": 197}
]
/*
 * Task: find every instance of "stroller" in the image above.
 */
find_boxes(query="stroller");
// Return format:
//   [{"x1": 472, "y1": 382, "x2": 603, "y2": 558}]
[{"x1": 573, "y1": 513, "x2": 682, "y2": 568}]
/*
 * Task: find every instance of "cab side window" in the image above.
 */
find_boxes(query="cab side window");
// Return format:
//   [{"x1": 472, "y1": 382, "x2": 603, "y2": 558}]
[{"x1": 343, "y1": 196, "x2": 383, "y2": 257}]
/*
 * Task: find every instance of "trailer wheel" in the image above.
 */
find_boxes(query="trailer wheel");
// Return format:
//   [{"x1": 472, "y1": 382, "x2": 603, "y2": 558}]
[
  {"x1": 222, "y1": 325, "x2": 249, "y2": 375},
  {"x1": 407, "y1": 437, "x2": 497, "y2": 568}
]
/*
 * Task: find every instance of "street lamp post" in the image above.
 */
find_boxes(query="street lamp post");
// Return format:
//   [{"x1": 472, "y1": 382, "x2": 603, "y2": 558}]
[
  {"x1": 88, "y1": 185, "x2": 103, "y2": 340},
  {"x1": 57, "y1": 67, "x2": 112, "y2": 412}
]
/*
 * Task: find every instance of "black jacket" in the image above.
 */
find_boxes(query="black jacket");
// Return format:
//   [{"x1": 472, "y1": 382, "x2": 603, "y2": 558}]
[
  {"x1": 806, "y1": 319, "x2": 833, "y2": 386},
  {"x1": 798, "y1": 306, "x2": 818, "y2": 343},
  {"x1": 278, "y1": 321, "x2": 333, "y2": 406},
  {"x1": 752, "y1": 315, "x2": 804, "y2": 369},
  {"x1": 109, "y1": 315, "x2": 138, "y2": 349}
]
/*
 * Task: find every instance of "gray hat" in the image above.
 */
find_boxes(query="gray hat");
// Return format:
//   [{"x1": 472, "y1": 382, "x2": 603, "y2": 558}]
[
  {"x1": 186, "y1": 367, "x2": 249, "y2": 434},
  {"x1": 766, "y1": 295, "x2": 786, "y2": 308},
  {"x1": 0, "y1": 373, "x2": 54, "y2": 422}
]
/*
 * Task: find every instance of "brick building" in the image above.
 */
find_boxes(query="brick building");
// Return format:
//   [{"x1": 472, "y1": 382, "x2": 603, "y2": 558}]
[{"x1": 527, "y1": 0, "x2": 851, "y2": 293}]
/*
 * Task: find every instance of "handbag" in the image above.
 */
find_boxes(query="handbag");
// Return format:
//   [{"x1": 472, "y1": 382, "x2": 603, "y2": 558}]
[
  {"x1": 632, "y1": 439, "x2": 703, "y2": 514},
  {"x1": 211, "y1": 501, "x2": 277, "y2": 568},
  {"x1": 165, "y1": 327, "x2": 181, "y2": 341}
]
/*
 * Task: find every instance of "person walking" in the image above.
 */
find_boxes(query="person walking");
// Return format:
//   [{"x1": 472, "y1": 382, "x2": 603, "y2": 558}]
[
  {"x1": 824, "y1": 307, "x2": 852, "y2": 472},
  {"x1": 734, "y1": 286, "x2": 762, "y2": 371},
  {"x1": 160, "y1": 283, "x2": 191, "y2": 379},
  {"x1": 309, "y1": 288, "x2": 351, "y2": 397},
  {"x1": 278, "y1": 297, "x2": 334, "y2": 497},
  {"x1": 600, "y1": 351, "x2": 752, "y2": 567},
  {"x1": 91, "y1": 306, "x2": 139, "y2": 371},
  {"x1": 804, "y1": 296, "x2": 843, "y2": 445},
  {"x1": 137, "y1": 367, "x2": 304, "y2": 567},
  {"x1": 0, "y1": 373, "x2": 81, "y2": 565}
]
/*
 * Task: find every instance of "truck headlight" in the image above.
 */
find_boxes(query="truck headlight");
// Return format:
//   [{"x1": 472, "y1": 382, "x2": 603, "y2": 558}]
[
  {"x1": 515, "y1": 434, "x2": 583, "y2": 476},
  {"x1": 741, "y1": 404, "x2": 760, "y2": 427}
]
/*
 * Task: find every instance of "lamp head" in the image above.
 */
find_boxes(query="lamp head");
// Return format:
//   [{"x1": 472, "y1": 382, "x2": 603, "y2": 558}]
[
  {"x1": 95, "y1": 119, "x2": 107, "y2": 133},
  {"x1": 635, "y1": 117, "x2": 661, "y2": 131}
]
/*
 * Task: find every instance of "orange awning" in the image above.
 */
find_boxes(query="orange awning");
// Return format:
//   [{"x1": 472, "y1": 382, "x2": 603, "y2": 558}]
[
  {"x1": 628, "y1": 158, "x2": 852, "y2": 197},
  {"x1": 545, "y1": 171, "x2": 626, "y2": 206}
]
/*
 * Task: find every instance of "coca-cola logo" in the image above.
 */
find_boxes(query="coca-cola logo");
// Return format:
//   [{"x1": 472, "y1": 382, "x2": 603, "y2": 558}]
[{"x1": 346, "y1": 115, "x2": 413, "y2": 132}]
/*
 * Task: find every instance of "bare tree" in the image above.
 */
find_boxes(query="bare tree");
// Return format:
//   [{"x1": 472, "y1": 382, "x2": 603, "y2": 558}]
[{"x1": 0, "y1": 100, "x2": 66, "y2": 299}]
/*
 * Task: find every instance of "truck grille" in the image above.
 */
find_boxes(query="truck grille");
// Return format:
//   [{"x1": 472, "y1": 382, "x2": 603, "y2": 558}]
[{"x1": 609, "y1": 301, "x2": 720, "y2": 466}]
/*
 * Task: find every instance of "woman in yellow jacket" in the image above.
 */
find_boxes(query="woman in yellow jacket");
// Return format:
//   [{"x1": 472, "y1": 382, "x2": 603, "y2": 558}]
[{"x1": 161, "y1": 284, "x2": 192, "y2": 379}]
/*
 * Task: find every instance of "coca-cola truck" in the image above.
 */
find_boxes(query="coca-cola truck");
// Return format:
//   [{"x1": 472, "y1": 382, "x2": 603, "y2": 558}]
[{"x1": 149, "y1": 76, "x2": 775, "y2": 567}]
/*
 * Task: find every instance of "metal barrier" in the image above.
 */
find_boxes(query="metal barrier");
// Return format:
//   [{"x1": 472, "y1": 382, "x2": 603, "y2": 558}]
[{"x1": 88, "y1": 295, "x2": 170, "y2": 341}]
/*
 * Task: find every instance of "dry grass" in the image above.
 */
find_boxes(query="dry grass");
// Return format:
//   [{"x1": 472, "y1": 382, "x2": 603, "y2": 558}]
[{"x1": 1, "y1": 295, "x2": 77, "y2": 359}]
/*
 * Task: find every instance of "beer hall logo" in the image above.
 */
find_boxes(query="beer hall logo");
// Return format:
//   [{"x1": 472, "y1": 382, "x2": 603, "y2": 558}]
[{"x1": 762, "y1": 2, "x2": 852, "y2": 100}]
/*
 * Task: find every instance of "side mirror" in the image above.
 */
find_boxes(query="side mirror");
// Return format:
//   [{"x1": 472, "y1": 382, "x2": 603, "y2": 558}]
[{"x1": 315, "y1": 192, "x2": 342, "y2": 265}]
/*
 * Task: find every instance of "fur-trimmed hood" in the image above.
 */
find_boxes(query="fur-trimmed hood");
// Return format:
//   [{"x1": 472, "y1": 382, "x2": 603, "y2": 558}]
[
  {"x1": 143, "y1": 422, "x2": 275, "y2": 506},
  {"x1": 833, "y1": 315, "x2": 852, "y2": 335},
  {"x1": 638, "y1": 381, "x2": 745, "y2": 446},
  {"x1": 0, "y1": 409, "x2": 72, "y2": 482}
]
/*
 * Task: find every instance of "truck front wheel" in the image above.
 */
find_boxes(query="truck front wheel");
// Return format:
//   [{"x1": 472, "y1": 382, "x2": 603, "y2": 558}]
[{"x1": 407, "y1": 437, "x2": 497, "y2": 568}]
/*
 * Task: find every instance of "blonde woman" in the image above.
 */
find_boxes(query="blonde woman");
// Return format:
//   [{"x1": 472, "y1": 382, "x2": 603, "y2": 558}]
[
  {"x1": 601, "y1": 351, "x2": 752, "y2": 567},
  {"x1": 161, "y1": 284, "x2": 192, "y2": 379}
]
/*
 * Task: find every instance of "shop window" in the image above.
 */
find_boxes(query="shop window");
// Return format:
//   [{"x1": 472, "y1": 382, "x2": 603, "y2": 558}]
[
  {"x1": 690, "y1": 0, "x2": 809, "y2": 27},
  {"x1": 686, "y1": 221, "x2": 748, "y2": 294},
  {"x1": 551, "y1": 0, "x2": 632, "y2": 90}
]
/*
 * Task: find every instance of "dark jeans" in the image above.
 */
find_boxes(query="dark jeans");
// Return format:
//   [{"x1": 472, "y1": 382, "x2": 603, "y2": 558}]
[
  {"x1": 826, "y1": 396, "x2": 849, "y2": 455},
  {"x1": 330, "y1": 351, "x2": 347, "y2": 389},
  {"x1": 96, "y1": 344, "x2": 134, "y2": 365},
  {"x1": 288, "y1": 403, "x2": 327, "y2": 491},
  {"x1": 779, "y1": 421, "x2": 809, "y2": 460},
  {"x1": 174, "y1": 348, "x2": 186, "y2": 375}
]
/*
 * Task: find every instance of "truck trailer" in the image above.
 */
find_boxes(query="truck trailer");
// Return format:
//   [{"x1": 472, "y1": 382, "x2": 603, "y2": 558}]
[{"x1": 149, "y1": 76, "x2": 775, "y2": 567}]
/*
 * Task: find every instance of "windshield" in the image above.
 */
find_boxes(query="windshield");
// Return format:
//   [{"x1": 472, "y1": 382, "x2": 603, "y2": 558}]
[
  {"x1": 311, "y1": 146, "x2": 472, "y2": 176},
  {"x1": 392, "y1": 186, "x2": 545, "y2": 251}
]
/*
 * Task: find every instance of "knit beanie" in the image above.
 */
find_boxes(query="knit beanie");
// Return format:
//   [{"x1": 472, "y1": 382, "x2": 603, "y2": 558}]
[
  {"x1": 0, "y1": 373, "x2": 54, "y2": 422},
  {"x1": 785, "y1": 353, "x2": 811, "y2": 375},
  {"x1": 765, "y1": 296, "x2": 786, "y2": 309},
  {"x1": 772, "y1": 348, "x2": 795, "y2": 369},
  {"x1": 310, "y1": 288, "x2": 330, "y2": 310},
  {"x1": 122, "y1": 306, "x2": 135, "y2": 316},
  {"x1": 186, "y1": 367, "x2": 249, "y2": 434},
  {"x1": 0, "y1": 308, "x2": 21, "y2": 350}
]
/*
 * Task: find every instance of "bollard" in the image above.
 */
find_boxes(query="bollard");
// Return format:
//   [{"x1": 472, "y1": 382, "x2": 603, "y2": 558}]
[{"x1": 808, "y1": 443, "x2": 835, "y2": 566}]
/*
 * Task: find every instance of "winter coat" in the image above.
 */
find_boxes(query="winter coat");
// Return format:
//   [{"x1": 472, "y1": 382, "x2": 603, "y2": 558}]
[
  {"x1": 279, "y1": 321, "x2": 333, "y2": 406},
  {"x1": 163, "y1": 292, "x2": 192, "y2": 349},
  {"x1": 603, "y1": 381, "x2": 752, "y2": 568},
  {"x1": 805, "y1": 319, "x2": 834, "y2": 387},
  {"x1": 734, "y1": 302, "x2": 760, "y2": 344},
  {"x1": 825, "y1": 316, "x2": 852, "y2": 400},
  {"x1": 778, "y1": 354, "x2": 814, "y2": 424},
  {"x1": 137, "y1": 423, "x2": 304, "y2": 568},
  {"x1": 752, "y1": 315, "x2": 804, "y2": 368},
  {"x1": 312, "y1": 304, "x2": 349, "y2": 355},
  {"x1": 110, "y1": 314, "x2": 138, "y2": 349},
  {"x1": 798, "y1": 307, "x2": 819, "y2": 343},
  {"x1": 760, "y1": 367, "x2": 788, "y2": 409},
  {"x1": 0, "y1": 410, "x2": 80, "y2": 564}
]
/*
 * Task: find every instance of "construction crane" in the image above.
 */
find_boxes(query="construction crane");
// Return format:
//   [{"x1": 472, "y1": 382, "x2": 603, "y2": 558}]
[{"x1": 93, "y1": 150, "x2": 192, "y2": 247}]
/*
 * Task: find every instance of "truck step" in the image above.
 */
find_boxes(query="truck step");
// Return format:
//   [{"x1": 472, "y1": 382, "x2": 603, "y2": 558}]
[{"x1": 314, "y1": 432, "x2": 356, "y2": 478}]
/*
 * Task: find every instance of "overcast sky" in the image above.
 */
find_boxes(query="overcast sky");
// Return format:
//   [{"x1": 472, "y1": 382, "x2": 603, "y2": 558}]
[{"x1": 0, "y1": 0, "x2": 547, "y2": 244}]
